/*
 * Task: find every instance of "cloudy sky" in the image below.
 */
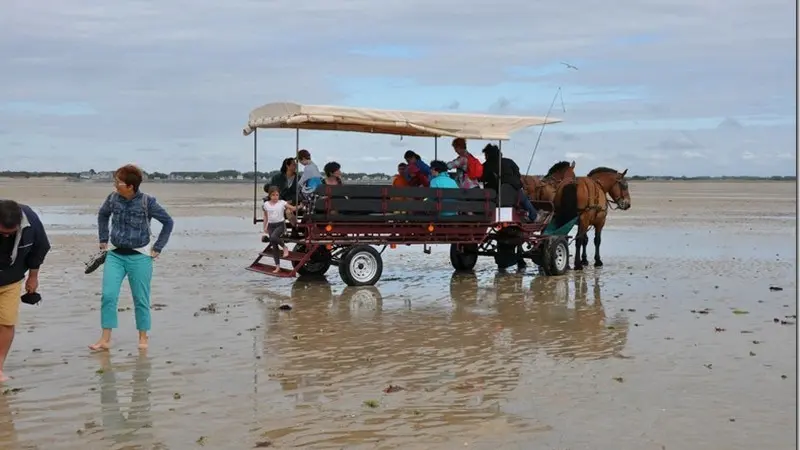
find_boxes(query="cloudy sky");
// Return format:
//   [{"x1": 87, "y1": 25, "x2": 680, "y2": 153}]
[{"x1": 1, "y1": 0, "x2": 796, "y2": 176}]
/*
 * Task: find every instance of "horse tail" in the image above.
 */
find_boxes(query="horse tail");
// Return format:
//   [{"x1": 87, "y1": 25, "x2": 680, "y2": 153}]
[{"x1": 554, "y1": 182, "x2": 578, "y2": 228}]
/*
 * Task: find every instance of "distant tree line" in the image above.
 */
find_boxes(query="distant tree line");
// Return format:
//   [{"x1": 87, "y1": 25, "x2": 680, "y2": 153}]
[{"x1": 0, "y1": 170, "x2": 795, "y2": 181}]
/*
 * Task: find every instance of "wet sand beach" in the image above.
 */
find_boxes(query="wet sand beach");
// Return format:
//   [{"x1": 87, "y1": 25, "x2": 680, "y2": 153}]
[{"x1": 0, "y1": 178, "x2": 796, "y2": 449}]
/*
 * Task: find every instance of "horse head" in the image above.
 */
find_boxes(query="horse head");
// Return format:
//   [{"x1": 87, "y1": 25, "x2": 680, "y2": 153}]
[
  {"x1": 544, "y1": 160, "x2": 577, "y2": 185},
  {"x1": 587, "y1": 167, "x2": 631, "y2": 210}
]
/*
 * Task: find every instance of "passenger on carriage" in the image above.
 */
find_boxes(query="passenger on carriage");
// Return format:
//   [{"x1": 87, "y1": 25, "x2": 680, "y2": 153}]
[
  {"x1": 322, "y1": 161, "x2": 343, "y2": 185},
  {"x1": 264, "y1": 157, "x2": 298, "y2": 203},
  {"x1": 429, "y1": 160, "x2": 459, "y2": 217},
  {"x1": 446, "y1": 138, "x2": 482, "y2": 189},
  {"x1": 297, "y1": 149, "x2": 323, "y2": 199},
  {"x1": 392, "y1": 163, "x2": 410, "y2": 188},
  {"x1": 403, "y1": 150, "x2": 432, "y2": 187},
  {"x1": 480, "y1": 144, "x2": 539, "y2": 222}
]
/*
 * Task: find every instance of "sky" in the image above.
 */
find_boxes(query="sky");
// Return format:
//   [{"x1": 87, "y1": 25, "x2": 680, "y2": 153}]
[{"x1": 0, "y1": 0, "x2": 797, "y2": 177}]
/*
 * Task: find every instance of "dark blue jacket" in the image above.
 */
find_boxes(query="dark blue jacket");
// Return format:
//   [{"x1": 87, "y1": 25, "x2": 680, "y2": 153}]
[{"x1": 0, "y1": 205, "x2": 51, "y2": 287}]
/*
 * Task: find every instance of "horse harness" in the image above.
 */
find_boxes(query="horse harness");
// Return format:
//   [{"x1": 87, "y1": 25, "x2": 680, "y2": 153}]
[{"x1": 561, "y1": 177, "x2": 606, "y2": 214}]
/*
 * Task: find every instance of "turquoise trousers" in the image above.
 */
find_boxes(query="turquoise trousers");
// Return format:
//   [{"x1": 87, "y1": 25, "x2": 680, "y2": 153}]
[{"x1": 101, "y1": 251, "x2": 153, "y2": 331}]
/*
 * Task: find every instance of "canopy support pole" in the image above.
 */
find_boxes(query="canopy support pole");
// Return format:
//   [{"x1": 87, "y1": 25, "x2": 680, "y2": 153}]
[
  {"x1": 252, "y1": 130, "x2": 259, "y2": 225},
  {"x1": 294, "y1": 128, "x2": 300, "y2": 207},
  {"x1": 434, "y1": 137, "x2": 438, "y2": 160},
  {"x1": 497, "y1": 140, "x2": 503, "y2": 214}
]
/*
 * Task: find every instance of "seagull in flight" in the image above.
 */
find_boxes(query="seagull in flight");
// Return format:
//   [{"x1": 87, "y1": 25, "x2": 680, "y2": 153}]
[{"x1": 560, "y1": 62, "x2": 579, "y2": 70}]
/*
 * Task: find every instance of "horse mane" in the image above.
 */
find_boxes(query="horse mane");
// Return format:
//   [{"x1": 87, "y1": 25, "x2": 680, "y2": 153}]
[
  {"x1": 587, "y1": 166, "x2": 619, "y2": 177},
  {"x1": 546, "y1": 161, "x2": 572, "y2": 177}
]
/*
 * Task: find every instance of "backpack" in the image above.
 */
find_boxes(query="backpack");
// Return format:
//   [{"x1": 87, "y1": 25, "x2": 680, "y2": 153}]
[{"x1": 466, "y1": 153, "x2": 484, "y2": 180}]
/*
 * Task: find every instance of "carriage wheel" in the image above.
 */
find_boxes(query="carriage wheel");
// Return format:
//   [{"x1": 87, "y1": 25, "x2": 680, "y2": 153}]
[
  {"x1": 339, "y1": 245, "x2": 383, "y2": 286},
  {"x1": 542, "y1": 236, "x2": 569, "y2": 276},
  {"x1": 449, "y1": 244, "x2": 478, "y2": 271},
  {"x1": 294, "y1": 243, "x2": 332, "y2": 276}
]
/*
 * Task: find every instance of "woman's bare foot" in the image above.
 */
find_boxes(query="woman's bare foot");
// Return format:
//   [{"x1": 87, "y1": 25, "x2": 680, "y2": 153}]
[
  {"x1": 272, "y1": 266, "x2": 281, "y2": 273},
  {"x1": 282, "y1": 247, "x2": 289, "y2": 258},
  {"x1": 88, "y1": 341, "x2": 111, "y2": 352},
  {"x1": 0, "y1": 371, "x2": 9, "y2": 383}
]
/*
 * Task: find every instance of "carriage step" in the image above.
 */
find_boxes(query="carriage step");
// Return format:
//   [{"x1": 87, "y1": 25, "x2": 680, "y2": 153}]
[
  {"x1": 257, "y1": 251, "x2": 306, "y2": 262},
  {"x1": 245, "y1": 262, "x2": 295, "y2": 278}
]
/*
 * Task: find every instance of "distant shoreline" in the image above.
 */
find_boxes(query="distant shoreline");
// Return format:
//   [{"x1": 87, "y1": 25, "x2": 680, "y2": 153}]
[{"x1": 0, "y1": 176, "x2": 794, "y2": 184}]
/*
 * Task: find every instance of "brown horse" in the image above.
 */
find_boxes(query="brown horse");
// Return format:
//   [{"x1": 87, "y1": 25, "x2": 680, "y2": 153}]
[
  {"x1": 553, "y1": 166, "x2": 631, "y2": 270},
  {"x1": 521, "y1": 161, "x2": 576, "y2": 209}
]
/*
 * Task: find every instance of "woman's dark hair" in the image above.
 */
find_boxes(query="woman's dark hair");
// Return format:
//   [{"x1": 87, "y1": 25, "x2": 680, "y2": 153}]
[
  {"x1": 280, "y1": 157, "x2": 295, "y2": 174},
  {"x1": 430, "y1": 160, "x2": 448, "y2": 174},
  {"x1": 482, "y1": 144, "x2": 500, "y2": 160},
  {"x1": 452, "y1": 138, "x2": 466, "y2": 150},
  {"x1": 115, "y1": 164, "x2": 144, "y2": 191},
  {"x1": 403, "y1": 150, "x2": 421, "y2": 161},
  {"x1": 0, "y1": 200, "x2": 22, "y2": 229},
  {"x1": 323, "y1": 161, "x2": 341, "y2": 177},
  {"x1": 297, "y1": 149, "x2": 311, "y2": 160}
]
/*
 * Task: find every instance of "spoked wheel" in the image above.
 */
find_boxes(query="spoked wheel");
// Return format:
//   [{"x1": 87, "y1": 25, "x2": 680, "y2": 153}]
[
  {"x1": 449, "y1": 243, "x2": 478, "y2": 271},
  {"x1": 339, "y1": 245, "x2": 383, "y2": 286},
  {"x1": 294, "y1": 243, "x2": 332, "y2": 276},
  {"x1": 541, "y1": 236, "x2": 569, "y2": 276}
]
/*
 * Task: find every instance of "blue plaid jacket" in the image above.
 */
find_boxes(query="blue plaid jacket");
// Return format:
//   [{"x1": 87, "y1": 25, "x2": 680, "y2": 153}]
[{"x1": 98, "y1": 191, "x2": 174, "y2": 252}]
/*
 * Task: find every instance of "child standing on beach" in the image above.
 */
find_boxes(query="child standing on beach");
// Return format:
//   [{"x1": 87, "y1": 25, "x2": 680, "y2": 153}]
[{"x1": 263, "y1": 186, "x2": 298, "y2": 273}]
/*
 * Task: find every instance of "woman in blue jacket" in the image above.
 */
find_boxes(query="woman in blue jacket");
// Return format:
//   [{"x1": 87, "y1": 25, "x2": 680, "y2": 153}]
[{"x1": 90, "y1": 164, "x2": 174, "y2": 352}]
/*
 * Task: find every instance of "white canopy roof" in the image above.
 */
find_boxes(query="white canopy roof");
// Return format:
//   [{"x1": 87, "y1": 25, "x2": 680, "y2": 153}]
[{"x1": 243, "y1": 102, "x2": 561, "y2": 140}]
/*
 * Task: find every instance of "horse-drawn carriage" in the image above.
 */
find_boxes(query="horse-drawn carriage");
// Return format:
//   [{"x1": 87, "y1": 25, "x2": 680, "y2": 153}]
[{"x1": 242, "y1": 102, "x2": 585, "y2": 286}]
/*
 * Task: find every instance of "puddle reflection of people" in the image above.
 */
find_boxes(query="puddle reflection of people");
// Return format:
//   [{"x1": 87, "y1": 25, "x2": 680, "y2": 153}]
[
  {"x1": 448, "y1": 271, "x2": 480, "y2": 316},
  {"x1": 96, "y1": 351, "x2": 155, "y2": 447},
  {"x1": 0, "y1": 388, "x2": 20, "y2": 449}
]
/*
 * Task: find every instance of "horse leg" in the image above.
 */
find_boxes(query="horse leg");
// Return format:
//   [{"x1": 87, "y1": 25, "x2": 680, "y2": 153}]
[
  {"x1": 593, "y1": 229, "x2": 603, "y2": 267},
  {"x1": 573, "y1": 233, "x2": 583, "y2": 271},
  {"x1": 573, "y1": 219, "x2": 587, "y2": 271},
  {"x1": 581, "y1": 233, "x2": 589, "y2": 267},
  {"x1": 594, "y1": 212, "x2": 607, "y2": 267}
]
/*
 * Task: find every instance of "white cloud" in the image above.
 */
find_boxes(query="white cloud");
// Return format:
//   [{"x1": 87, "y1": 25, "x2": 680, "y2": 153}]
[
  {"x1": 0, "y1": 0, "x2": 795, "y2": 176},
  {"x1": 681, "y1": 151, "x2": 706, "y2": 159}
]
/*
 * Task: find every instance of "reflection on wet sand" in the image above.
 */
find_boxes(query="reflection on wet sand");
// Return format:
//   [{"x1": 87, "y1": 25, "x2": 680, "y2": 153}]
[
  {"x1": 94, "y1": 352, "x2": 160, "y2": 449},
  {"x1": 257, "y1": 272, "x2": 629, "y2": 447},
  {"x1": 0, "y1": 390, "x2": 20, "y2": 450}
]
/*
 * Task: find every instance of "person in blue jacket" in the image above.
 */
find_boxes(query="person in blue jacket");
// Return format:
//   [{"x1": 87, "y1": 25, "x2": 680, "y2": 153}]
[
  {"x1": 91, "y1": 164, "x2": 174, "y2": 352},
  {"x1": 429, "y1": 160, "x2": 459, "y2": 217}
]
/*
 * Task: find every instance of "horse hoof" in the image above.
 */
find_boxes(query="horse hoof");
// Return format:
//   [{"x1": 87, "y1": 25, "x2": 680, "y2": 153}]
[
  {"x1": 594, "y1": 261, "x2": 604, "y2": 267},
  {"x1": 573, "y1": 264, "x2": 584, "y2": 271}
]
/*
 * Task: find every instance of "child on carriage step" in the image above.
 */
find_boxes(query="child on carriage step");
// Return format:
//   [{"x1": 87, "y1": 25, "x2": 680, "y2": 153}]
[{"x1": 263, "y1": 186, "x2": 299, "y2": 273}]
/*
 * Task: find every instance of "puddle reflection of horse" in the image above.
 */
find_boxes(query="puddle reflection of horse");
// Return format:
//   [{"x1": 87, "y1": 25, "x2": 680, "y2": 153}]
[
  {"x1": 527, "y1": 273, "x2": 629, "y2": 360},
  {"x1": 449, "y1": 271, "x2": 629, "y2": 360}
]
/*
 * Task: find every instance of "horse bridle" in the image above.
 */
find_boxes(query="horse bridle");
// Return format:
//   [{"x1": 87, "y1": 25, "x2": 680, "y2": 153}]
[{"x1": 606, "y1": 179, "x2": 628, "y2": 210}]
